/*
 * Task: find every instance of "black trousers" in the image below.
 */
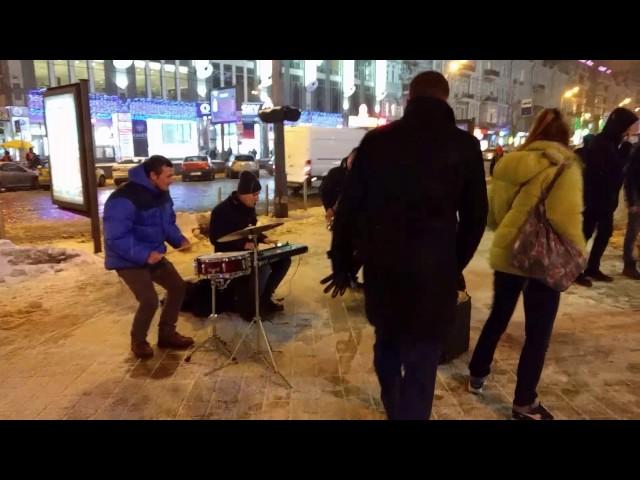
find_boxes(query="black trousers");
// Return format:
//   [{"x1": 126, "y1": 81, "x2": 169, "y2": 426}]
[
  {"x1": 373, "y1": 328, "x2": 442, "y2": 420},
  {"x1": 583, "y1": 207, "x2": 615, "y2": 273},
  {"x1": 468, "y1": 271, "x2": 560, "y2": 407}
]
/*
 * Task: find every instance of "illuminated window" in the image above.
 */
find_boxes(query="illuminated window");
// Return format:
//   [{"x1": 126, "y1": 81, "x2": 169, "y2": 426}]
[
  {"x1": 165, "y1": 61, "x2": 177, "y2": 100},
  {"x1": 73, "y1": 60, "x2": 88, "y2": 80},
  {"x1": 92, "y1": 60, "x2": 106, "y2": 93},
  {"x1": 34, "y1": 60, "x2": 49, "y2": 88},
  {"x1": 149, "y1": 62, "x2": 161, "y2": 98},
  {"x1": 53, "y1": 60, "x2": 69, "y2": 85},
  {"x1": 162, "y1": 123, "x2": 192, "y2": 144},
  {"x1": 134, "y1": 60, "x2": 147, "y2": 97}
]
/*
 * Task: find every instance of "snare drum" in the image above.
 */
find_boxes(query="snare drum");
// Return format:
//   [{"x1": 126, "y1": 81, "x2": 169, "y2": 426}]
[{"x1": 194, "y1": 251, "x2": 251, "y2": 279}]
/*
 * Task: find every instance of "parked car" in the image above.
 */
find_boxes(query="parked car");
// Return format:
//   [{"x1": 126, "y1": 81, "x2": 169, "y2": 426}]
[
  {"x1": 257, "y1": 156, "x2": 274, "y2": 176},
  {"x1": 37, "y1": 163, "x2": 107, "y2": 189},
  {"x1": 209, "y1": 157, "x2": 227, "y2": 175},
  {"x1": 225, "y1": 154, "x2": 260, "y2": 179},
  {"x1": 112, "y1": 157, "x2": 145, "y2": 186},
  {"x1": 182, "y1": 155, "x2": 215, "y2": 181},
  {"x1": 0, "y1": 162, "x2": 39, "y2": 190}
]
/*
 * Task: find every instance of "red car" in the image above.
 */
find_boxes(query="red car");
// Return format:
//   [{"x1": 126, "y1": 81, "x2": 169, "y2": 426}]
[{"x1": 181, "y1": 155, "x2": 215, "y2": 181}]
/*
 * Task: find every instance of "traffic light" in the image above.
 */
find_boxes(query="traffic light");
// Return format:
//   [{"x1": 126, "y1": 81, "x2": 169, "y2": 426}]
[{"x1": 258, "y1": 106, "x2": 301, "y2": 123}]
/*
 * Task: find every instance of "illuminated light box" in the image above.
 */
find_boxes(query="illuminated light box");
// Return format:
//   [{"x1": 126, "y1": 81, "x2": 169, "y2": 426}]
[{"x1": 44, "y1": 88, "x2": 88, "y2": 212}]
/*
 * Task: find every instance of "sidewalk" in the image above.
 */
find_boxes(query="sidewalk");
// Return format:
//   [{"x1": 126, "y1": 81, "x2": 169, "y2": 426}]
[{"x1": 0, "y1": 207, "x2": 638, "y2": 420}]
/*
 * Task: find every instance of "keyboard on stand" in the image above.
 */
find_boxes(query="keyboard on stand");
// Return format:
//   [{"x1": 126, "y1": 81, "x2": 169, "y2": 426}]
[{"x1": 256, "y1": 243, "x2": 308, "y2": 266}]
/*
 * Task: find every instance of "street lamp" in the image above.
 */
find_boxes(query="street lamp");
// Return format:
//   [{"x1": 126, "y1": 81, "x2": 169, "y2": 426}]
[
  {"x1": 619, "y1": 97, "x2": 632, "y2": 107},
  {"x1": 561, "y1": 86, "x2": 579, "y2": 114}
]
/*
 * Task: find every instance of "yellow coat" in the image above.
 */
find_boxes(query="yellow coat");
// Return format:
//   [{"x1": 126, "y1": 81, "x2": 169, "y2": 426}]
[{"x1": 489, "y1": 140, "x2": 586, "y2": 276}]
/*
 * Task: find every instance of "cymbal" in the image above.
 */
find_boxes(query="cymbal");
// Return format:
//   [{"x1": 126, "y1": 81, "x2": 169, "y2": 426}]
[{"x1": 217, "y1": 222, "x2": 284, "y2": 242}]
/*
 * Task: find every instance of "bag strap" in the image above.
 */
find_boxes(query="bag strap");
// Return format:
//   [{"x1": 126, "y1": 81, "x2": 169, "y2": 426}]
[
  {"x1": 538, "y1": 160, "x2": 570, "y2": 205},
  {"x1": 509, "y1": 160, "x2": 569, "y2": 211}
]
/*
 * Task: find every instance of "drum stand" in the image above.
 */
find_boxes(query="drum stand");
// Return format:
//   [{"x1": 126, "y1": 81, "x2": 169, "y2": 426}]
[
  {"x1": 184, "y1": 276, "x2": 234, "y2": 363},
  {"x1": 211, "y1": 233, "x2": 293, "y2": 389}
]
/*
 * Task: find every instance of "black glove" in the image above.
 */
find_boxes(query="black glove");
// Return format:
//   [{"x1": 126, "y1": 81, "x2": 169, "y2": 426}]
[{"x1": 320, "y1": 271, "x2": 351, "y2": 298}]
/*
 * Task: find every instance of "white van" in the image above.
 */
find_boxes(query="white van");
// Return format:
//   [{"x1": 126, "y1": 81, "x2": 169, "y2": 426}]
[{"x1": 284, "y1": 126, "x2": 367, "y2": 192}]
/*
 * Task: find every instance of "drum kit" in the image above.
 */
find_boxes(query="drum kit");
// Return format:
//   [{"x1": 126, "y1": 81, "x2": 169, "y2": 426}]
[{"x1": 185, "y1": 221, "x2": 292, "y2": 388}]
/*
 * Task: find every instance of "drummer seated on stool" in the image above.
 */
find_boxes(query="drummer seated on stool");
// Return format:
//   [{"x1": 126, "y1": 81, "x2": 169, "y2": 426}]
[{"x1": 209, "y1": 171, "x2": 291, "y2": 317}]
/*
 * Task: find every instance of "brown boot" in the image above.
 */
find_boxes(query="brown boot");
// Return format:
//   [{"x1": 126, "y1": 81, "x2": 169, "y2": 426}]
[
  {"x1": 158, "y1": 331, "x2": 194, "y2": 350},
  {"x1": 131, "y1": 340, "x2": 154, "y2": 359}
]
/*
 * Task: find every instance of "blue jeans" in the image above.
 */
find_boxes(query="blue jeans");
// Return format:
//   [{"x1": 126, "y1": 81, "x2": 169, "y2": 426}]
[
  {"x1": 623, "y1": 209, "x2": 640, "y2": 266},
  {"x1": 469, "y1": 271, "x2": 560, "y2": 407},
  {"x1": 373, "y1": 330, "x2": 442, "y2": 420}
]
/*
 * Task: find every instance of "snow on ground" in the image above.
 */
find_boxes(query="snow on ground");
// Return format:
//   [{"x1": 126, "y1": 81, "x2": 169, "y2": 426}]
[
  {"x1": 0, "y1": 203, "x2": 639, "y2": 419},
  {"x1": 0, "y1": 239, "x2": 99, "y2": 285}
]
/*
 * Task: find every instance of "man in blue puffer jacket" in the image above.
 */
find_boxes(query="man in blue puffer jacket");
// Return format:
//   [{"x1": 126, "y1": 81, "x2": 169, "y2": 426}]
[{"x1": 103, "y1": 155, "x2": 194, "y2": 359}]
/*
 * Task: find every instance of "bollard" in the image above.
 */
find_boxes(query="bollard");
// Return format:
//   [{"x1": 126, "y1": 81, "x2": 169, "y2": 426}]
[
  {"x1": 303, "y1": 179, "x2": 308, "y2": 210},
  {"x1": 265, "y1": 184, "x2": 270, "y2": 217},
  {"x1": 217, "y1": 186, "x2": 222, "y2": 204}
]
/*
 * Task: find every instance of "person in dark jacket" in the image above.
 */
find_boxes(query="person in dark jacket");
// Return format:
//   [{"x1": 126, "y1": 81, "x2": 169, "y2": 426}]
[
  {"x1": 322, "y1": 71, "x2": 488, "y2": 420},
  {"x1": 103, "y1": 155, "x2": 194, "y2": 359},
  {"x1": 320, "y1": 147, "x2": 357, "y2": 226},
  {"x1": 320, "y1": 147, "x2": 363, "y2": 287},
  {"x1": 575, "y1": 108, "x2": 638, "y2": 287},
  {"x1": 623, "y1": 144, "x2": 640, "y2": 279},
  {"x1": 574, "y1": 133, "x2": 595, "y2": 164},
  {"x1": 209, "y1": 171, "x2": 290, "y2": 317}
]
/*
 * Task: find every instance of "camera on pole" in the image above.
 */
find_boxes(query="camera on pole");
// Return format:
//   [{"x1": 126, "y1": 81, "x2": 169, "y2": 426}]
[{"x1": 258, "y1": 106, "x2": 301, "y2": 124}]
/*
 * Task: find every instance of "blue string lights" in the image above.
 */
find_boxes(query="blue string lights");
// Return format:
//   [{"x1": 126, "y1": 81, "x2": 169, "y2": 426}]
[{"x1": 28, "y1": 89, "x2": 197, "y2": 123}]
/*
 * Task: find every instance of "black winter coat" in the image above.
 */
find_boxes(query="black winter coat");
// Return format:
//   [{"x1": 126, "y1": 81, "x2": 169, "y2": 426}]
[
  {"x1": 320, "y1": 159, "x2": 348, "y2": 211},
  {"x1": 331, "y1": 96, "x2": 488, "y2": 341},
  {"x1": 209, "y1": 192, "x2": 266, "y2": 252},
  {"x1": 582, "y1": 108, "x2": 638, "y2": 213}
]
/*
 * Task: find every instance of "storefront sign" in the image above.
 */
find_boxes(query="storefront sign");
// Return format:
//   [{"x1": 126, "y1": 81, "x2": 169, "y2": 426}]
[
  {"x1": 241, "y1": 102, "x2": 263, "y2": 121},
  {"x1": 196, "y1": 102, "x2": 211, "y2": 117},
  {"x1": 116, "y1": 113, "x2": 134, "y2": 158}
]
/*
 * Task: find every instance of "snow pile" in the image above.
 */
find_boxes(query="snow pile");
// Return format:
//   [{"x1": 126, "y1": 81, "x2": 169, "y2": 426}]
[{"x1": 0, "y1": 239, "x2": 98, "y2": 284}]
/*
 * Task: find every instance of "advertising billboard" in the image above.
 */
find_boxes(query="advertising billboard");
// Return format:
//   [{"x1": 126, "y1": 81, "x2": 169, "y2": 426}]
[
  {"x1": 43, "y1": 89, "x2": 86, "y2": 210},
  {"x1": 210, "y1": 88, "x2": 238, "y2": 123}
]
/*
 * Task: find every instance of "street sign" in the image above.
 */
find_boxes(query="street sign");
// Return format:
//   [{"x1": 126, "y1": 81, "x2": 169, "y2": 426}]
[{"x1": 521, "y1": 98, "x2": 533, "y2": 117}]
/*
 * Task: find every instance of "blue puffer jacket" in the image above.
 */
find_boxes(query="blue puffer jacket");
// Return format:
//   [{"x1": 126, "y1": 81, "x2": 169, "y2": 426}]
[{"x1": 103, "y1": 164, "x2": 185, "y2": 270}]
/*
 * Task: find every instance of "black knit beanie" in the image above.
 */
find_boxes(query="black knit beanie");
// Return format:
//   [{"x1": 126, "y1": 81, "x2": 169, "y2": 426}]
[{"x1": 237, "y1": 170, "x2": 261, "y2": 194}]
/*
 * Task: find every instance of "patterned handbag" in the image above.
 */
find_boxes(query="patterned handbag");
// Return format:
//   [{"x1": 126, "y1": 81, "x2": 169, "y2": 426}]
[{"x1": 511, "y1": 161, "x2": 586, "y2": 291}]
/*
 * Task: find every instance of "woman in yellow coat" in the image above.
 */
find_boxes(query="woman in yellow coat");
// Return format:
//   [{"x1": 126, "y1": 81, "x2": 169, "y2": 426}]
[{"x1": 468, "y1": 108, "x2": 586, "y2": 420}]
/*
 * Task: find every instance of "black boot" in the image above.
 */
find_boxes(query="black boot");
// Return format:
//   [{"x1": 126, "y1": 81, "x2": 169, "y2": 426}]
[{"x1": 574, "y1": 273, "x2": 593, "y2": 287}]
